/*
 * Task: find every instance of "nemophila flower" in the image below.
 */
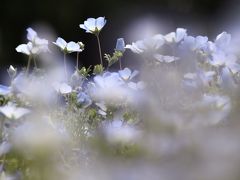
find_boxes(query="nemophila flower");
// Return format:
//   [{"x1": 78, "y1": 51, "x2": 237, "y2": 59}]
[
  {"x1": 181, "y1": 35, "x2": 208, "y2": 51},
  {"x1": 52, "y1": 82, "x2": 72, "y2": 94},
  {"x1": 118, "y1": 68, "x2": 138, "y2": 81},
  {"x1": 215, "y1": 32, "x2": 231, "y2": 50},
  {"x1": 53, "y1": 37, "x2": 83, "y2": 53},
  {"x1": 126, "y1": 34, "x2": 165, "y2": 54},
  {"x1": 153, "y1": 54, "x2": 180, "y2": 63},
  {"x1": 88, "y1": 72, "x2": 131, "y2": 103},
  {"x1": 16, "y1": 42, "x2": 33, "y2": 55},
  {"x1": 183, "y1": 70, "x2": 216, "y2": 88},
  {"x1": 26, "y1": 27, "x2": 48, "y2": 46},
  {"x1": 77, "y1": 92, "x2": 92, "y2": 108},
  {"x1": 0, "y1": 104, "x2": 30, "y2": 119},
  {"x1": 79, "y1": 17, "x2": 106, "y2": 34},
  {"x1": 164, "y1": 28, "x2": 187, "y2": 44},
  {"x1": 102, "y1": 119, "x2": 139, "y2": 143},
  {"x1": 115, "y1": 38, "x2": 125, "y2": 52},
  {"x1": 0, "y1": 85, "x2": 10, "y2": 96},
  {"x1": 128, "y1": 81, "x2": 145, "y2": 91}
]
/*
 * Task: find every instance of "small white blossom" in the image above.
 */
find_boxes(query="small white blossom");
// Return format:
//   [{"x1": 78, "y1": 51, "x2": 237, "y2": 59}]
[
  {"x1": 53, "y1": 37, "x2": 82, "y2": 53},
  {"x1": 164, "y1": 28, "x2": 187, "y2": 44},
  {"x1": 0, "y1": 104, "x2": 30, "y2": 120},
  {"x1": 79, "y1": 17, "x2": 106, "y2": 34},
  {"x1": 118, "y1": 68, "x2": 139, "y2": 81}
]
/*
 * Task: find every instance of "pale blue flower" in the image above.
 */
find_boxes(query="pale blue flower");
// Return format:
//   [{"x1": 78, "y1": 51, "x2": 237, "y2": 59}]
[
  {"x1": 79, "y1": 17, "x2": 106, "y2": 34},
  {"x1": 126, "y1": 34, "x2": 164, "y2": 54},
  {"x1": 115, "y1": 38, "x2": 125, "y2": 52},
  {"x1": 118, "y1": 68, "x2": 138, "y2": 81},
  {"x1": 77, "y1": 92, "x2": 92, "y2": 108},
  {"x1": 52, "y1": 82, "x2": 72, "y2": 94},
  {"x1": 53, "y1": 37, "x2": 83, "y2": 53},
  {"x1": 164, "y1": 28, "x2": 187, "y2": 43},
  {"x1": 153, "y1": 54, "x2": 180, "y2": 63}
]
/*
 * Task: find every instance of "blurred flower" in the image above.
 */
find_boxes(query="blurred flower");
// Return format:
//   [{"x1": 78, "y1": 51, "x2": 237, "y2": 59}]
[
  {"x1": 181, "y1": 35, "x2": 208, "y2": 51},
  {"x1": 153, "y1": 54, "x2": 180, "y2": 63},
  {"x1": 79, "y1": 17, "x2": 106, "y2": 34},
  {"x1": 126, "y1": 34, "x2": 164, "y2": 54},
  {"x1": 0, "y1": 104, "x2": 30, "y2": 120},
  {"x1": 128, "y1": 81, "x2": 145, "y2": 91},
  {"x1": 26, "y1": 27, "x2": 48, "y2": 47},
  {"x1": 52, "y1": 82, "x2": 72, "y2": 94},
  {"x1": 164, "y1": 28, "x2": 187, "y2": 44},
  {"x1": 77, "y1": 92, "x2": 92, "y2": 108},
  {"x1": 102, "y1": 119, "x2": 139, "y2": 143},
  {"x1": 118, "y1": 68, "x2": 138, "y2": 81},
  {"x1": 53, "y1": 37, "x2": 83, "y2": 53},
  {"x1": 7, "y1": 65, "x2": 17, "y2": 79}
]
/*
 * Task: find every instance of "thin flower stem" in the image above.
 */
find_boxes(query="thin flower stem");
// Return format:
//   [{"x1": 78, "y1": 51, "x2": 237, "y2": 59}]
[
  {"x1": 76, "y1": 52, "x2": 80, "y2": 70},
  {"x1": 119, "y1": 57, "x2": 122, "y2": 70},
  {"x1": 64, "y1": 53, "x2": 68, "y2": 79},
  {"x1": 33, "y1": 56, "x2": 37, "y2": 68},
  {"x1": 96, "y1": 35, "x2": 103, "y2": 66},
  {"x1": 26, "y1": 56, "x2": 32, "y2": 75}
]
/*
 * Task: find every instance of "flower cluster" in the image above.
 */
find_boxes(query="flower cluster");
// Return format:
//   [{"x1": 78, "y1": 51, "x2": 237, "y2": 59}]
[{"x1": 0, "y1": 17, "x2": 240, "y2": 180}]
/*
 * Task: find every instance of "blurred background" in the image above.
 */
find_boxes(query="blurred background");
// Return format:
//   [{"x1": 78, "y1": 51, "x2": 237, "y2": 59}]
[{"x1": 0, "y1": 0, "x2": 239, "y2": 83}]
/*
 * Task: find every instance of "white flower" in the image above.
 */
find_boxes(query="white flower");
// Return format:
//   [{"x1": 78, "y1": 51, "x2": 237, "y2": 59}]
[
  {"x1": 118, "y1": 68, "x2": 138, "y2": 81},
  {"x1": 215, "y1": 32, "x2": 231, "y2": 50},
  {"x1": 77, "y1": 92, "x2": 92, "y2": 108},
  {"x1": 26, "y1": 27, "x2": 48, "y2": 47},
  {"x1": 79, "y1": 17, "x2": 106, "y2": 34},
  {"x1": 153, "y1": 54, "x2": 180, "y2": 63},
  {"x1": 0, "y1": 104, "x2": 30, "y2": 119},
  {"x1": 53, "y1": 37, "x2": 82, "y2": 53},
  {"x1": 52, "y1": 82, "x2": 72, "y2": 94},
  {"x1": 126, "y1": 34, "x2": 164, "y2": 54},
  {"x1": 128, "y1": 81, "x2": 145, "y2": 90},
  {"x1": 102, "y1": 120, "x2": 139, "y2": 143},
  {"x1": 182, "y1": 35, "x2": 208, "y2": 51},
  {"x1": 164, "y1": 28, "x2": 187, "y2": 43},
  {"x1": 15, "y1": 42, "x2": 33, "y2": 55}
]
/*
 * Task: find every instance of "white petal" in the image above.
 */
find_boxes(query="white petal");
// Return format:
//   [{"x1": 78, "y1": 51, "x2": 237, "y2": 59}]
[
  {"x1": 66, "y1": 42, "x2": 81, "y2": 52},
  {"x1": 27, "y1": 27, "x2": 37, "y2": 41},
  {"x1": 59, "y1": 83, "x2": 72, "y2": 94},
  {"x1": 119, "y1": 68, "x2": 131, "y2": 81},
  {"x1": 96, "y1": 17, "x2": 106, "y2": 31},
  {"x1": 84, "y1": 18, "x2": 96, "y2": 32},
  {"x1": 165, "y1": 32, "x2": 175, "y2": 43},
  {"x1": 175, "y1": 28, "x2": 187, "y2": 43},
  {"x1": 53, "y1": 37, "x2": 67, "y2": 50},
  {"x1": 16, "y1": 44, "x2": 31, "y2": 55}
]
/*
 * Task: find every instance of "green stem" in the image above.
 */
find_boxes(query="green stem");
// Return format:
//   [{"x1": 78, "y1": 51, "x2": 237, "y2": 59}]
[
  {"x1": 64, "y1": 53, "x2": 68, "y2": 79},
  {"x1": 96, "y1": 35, "x2": 103, "y2": 66},
  {"x1": 26, "y1": 56, "x2": 32, "y2": 75}
]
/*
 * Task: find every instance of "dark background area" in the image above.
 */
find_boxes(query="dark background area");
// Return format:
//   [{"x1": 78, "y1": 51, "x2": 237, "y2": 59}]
[{"x1": 0, "y1": 0, "x2": 239, "y2": 82}]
